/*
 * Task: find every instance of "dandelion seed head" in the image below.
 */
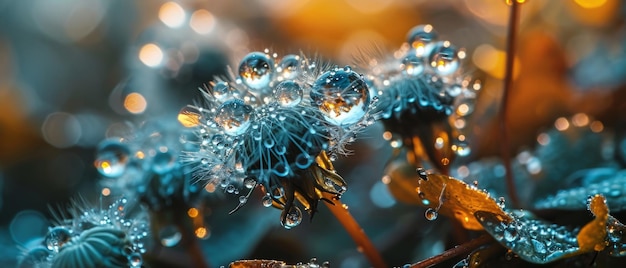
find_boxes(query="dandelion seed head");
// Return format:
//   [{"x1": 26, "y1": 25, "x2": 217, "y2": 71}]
[
  {"x1": 20, "y1": 197, "x2": 149, "y2": 268},
  {"x1": 183, "y1": 51, "x2": 375, "y2": 227}
]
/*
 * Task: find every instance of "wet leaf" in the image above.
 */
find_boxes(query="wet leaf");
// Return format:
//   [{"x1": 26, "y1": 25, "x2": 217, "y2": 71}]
[
  {"x1": 475, "y1": 195, "x2": 610, "y2": 264},
  {"x1": 535, "y1": 169, "x2": 626, "y2": 211},
  {"x1": 386, "y1": 158, "x2": 511, "y2": 230},
  {"x1": 607, "y1": 215, "x2": 626, "y2": 256}
]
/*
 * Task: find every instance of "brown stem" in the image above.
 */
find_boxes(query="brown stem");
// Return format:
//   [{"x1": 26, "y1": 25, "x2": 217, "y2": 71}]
[
  {"x1": 409, "y1": 234, "x2": 493, "y2": 268},
  {"x1": 322, "y1": 192, "x2": 387, "y2": 268},
  {"x1": 500, "y1": 0, "x2": 521, "y2": 208}
]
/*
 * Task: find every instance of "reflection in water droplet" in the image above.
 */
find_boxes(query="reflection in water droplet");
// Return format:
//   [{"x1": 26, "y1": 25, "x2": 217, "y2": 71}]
[
  {"x1": 278, "y1": 54, "x2": 301, "y2": 80},
  {"x1": 262, "y1": 195, "x2": 273, "y2": 207},
  {"x1": 128, "y1": 252, "x2": 143, "y2": 267},
  {"x1": 282, "y1": 206, "x2": 303, "y2": 229},
  {"x1": 95, "y1": 139, "x2": 130, "y2": 178},
  {"x1": 311, "y1": 68, "x2": 370, "y2": 126},
  {"x1": 238, "y1": 52, "x2": 274, "y2": 90},
  {"x1": 425, "y1": 208, "x2": 438, "y2": 221},
  {"x1": 214, "y1": 99, "x2": 253, "y2": 136},
  {"x1": 274, "y1": 81, "x2": 303, "y2": 107},
  {"x1": 45, "y1": 227, "x2": 72, "y2": 252},
  {"x1": 159, "y1": 225, "x2": 182, "y2": 247},
  {"x1": 429, "y1": 42, "x2": 460, "y2": 76}
]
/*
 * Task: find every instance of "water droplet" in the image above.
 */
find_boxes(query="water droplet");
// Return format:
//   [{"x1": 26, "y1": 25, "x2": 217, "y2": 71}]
[
  {"x1": 152, "y1": 148, "x2": 176, "y2": 174},
  {"x1": 407, "y1": 24, "x2": 438, "y2": 51},
  {"x1": 159, "y1": 225, "x2": 182, "y2": 247},
  {"x1": 243, "y1": 177, "x2": 256, "y2": 189},
  {"x1": 402, "y1": 51, "x2": 425, "y2": 76},
  {"x1": 311, "y1": 67, "x2": 370, "y2": 126},
  {"x1": 45, "y1": 227, "x2": 72, "y2": 252},
  {"x1": 128, "y1": 252, "x2": 143, "y2": 267},
  {"x1": 262, "y1": 195, "x2": 273, "y2": 207},
  {"x1": 281, "y1": 206, "x2": 303, "y2": 229},
  {"x1": 278, "y1": 54, "x2": 301, "y2": 80},
  {"x1": 239, "y1": 196, "x2": 248, "y2": 203},
  {"x1": 238, "y1": 52, "x2": 274, "y2": 90},
  {"x1": 425, "y1": 208, "x2": 438, "y2": 221},
  {"x1": 274, "y1": 81, "x2": 303, "y2": 107},
  {"x1": 446, "y1": 84, "x2": 463, "y2": 97},
  {"x1": 214, "y1": 99, "x2": 253, "y2": 136},
  {"x1": 504, "y1": 227, "x2": 518, "y2": 242},
  {"x1": 95, "y1": 139, "x2": 130, "y2": 178},
  {"x1": 429, "y1": 42, "x2": 460, "y2": 76},
  {"x1": 211, "y1": 81, "x2": 231, "y2": 101}
]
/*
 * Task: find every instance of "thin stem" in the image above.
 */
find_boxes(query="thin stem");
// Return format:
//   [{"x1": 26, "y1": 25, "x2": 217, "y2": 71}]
[
  {"x1": 500, "y1": 0, "x2": 521, "y2": 208},
  {"x1": 409, "y1": 234, "x2": 493, "y2": 268},
  {"x1": 322, "y1": 192, "x2": 387, "y2": 268}
]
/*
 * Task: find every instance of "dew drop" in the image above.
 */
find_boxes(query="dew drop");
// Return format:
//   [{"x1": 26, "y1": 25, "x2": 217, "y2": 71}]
[
  {"x1": 274, "y1": 81, "x2": 303, "y2": 107},
  {"x1": 243, "y1": 177, "x2": 256, "y2": 189},
  {"x1": 425, "y1": 208, "x2": 438, "y2": 221},
  {"x1": 311, "y1": 67, "x2": 370, "y2": 126},
  {"x1": 281, "y1": 206, "x2": 303, "y2": 229},
  {"x1": 95, "y1": 139, "x2": 130, "y2": 178},
  {"x1": 402, "y1": 51, "x2": 425, "y2": 76},
  {"x1": 45, "y1": 227, "x2": 72, "y2": 252},
  {"x1": 214, "y1": 99, "x2": 253, "y2": 136},
  {"x1": 159, "y1": 225, "x2": 182, "y2": 247},
  {"x1": 238, "y1": 52, "x2": 274, "y2": 90},
  {"x1": 262, "y1": 195, "x2": 273, "y2": 207},
  {"x1": 407, "y1": 24, "x2": 438, "y2": 48},
  {"x1": 211, "y1": 81, "x2": 231, "y2": 101},
  {"x1": 428, "y1": 42, "x2": 460, "y2": 76},
  {"x1": 239, "y1": 196, "x2": 248, "y2": 204},
  {"x1": 128, "y1": 252, "x2": 143, "y2": 267},
  {"x1": 278, "y1": 54, "x2": 301, "y2": 80}
]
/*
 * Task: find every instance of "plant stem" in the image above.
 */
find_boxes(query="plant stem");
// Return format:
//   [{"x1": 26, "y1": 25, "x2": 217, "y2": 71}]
[
  {"x1": 501, "y1": 0, "x2": 521, "y2": 208},
  {"x1": 322, "y1": 192, "x2": 387, "y2": 268},
  {"x1": 409, "y1": 234, "x2": 493, "y2": 268}
]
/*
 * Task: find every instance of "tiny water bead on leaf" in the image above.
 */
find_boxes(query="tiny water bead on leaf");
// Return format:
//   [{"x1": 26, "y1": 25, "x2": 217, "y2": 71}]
[
  {"x1": 311, "y1": 66, "x2": 371, "y2": 126},
  {"x1": 211, "y1": 81, "x2": 232, "y2": 101},
  {"x1": 45, "y1": 226, "x2": 72, "y2": 252},
  {"x1": 95, "y1": 139, "x2": 131, "y2": 178},
  {"x1": 214, "y1": 99, "x2": 253, "y2": 136},
  {"x1": 238, "y1": 51, "x2": 275, "y2": 90},
  {"x1": 277, "y1": 54, "x2": 302, "y2": 81}
]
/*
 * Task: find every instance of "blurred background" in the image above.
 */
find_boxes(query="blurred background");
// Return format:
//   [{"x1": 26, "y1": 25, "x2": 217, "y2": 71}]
[{"x1": 1, "y1": 0, "x2": 625, "y2": 267}]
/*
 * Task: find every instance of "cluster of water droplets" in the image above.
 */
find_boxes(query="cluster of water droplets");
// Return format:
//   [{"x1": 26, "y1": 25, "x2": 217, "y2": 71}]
[
  {"x1": 20, "y1": 198, "x2": 148, "y2": 268},
  {"x1": 181, "y1": 50, "x2": 375, "y2": 228},
  {"x1": 475, "y1": 209, "x2": 580, "y2": 264},
  {"x1": 363, "y1": 24, "x2": 479, "y2": 163}
]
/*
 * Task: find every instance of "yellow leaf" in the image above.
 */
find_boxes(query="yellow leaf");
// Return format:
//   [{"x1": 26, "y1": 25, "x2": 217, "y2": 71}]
[
  {"x1": 386, "y1": 158, "x2": 511, "y2": 230},
  {"x1": 577, "y1": 194, "x2": 609, "y2": 252}
]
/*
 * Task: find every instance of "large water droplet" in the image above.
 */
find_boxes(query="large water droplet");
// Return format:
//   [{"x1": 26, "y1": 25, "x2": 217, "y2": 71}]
[
  {"x1": 282, "y1": 206, "x2": 303, "y2": 229},
  {"x1": 402, "y1": 51, "x2": 425, "y2": 76},
  {"x1": 238, "y1": 52, "x2": 274, "y2": 90},
  {"x1": 45, "y1": 227, "x2": 72, "y2": 252},
  {"x1": 407, "y1": 24, "x2": 438, "y2": 46},
  {"x1": 429, "y1": 42, "x2": 460, "y2": 76},
  {"x1": 424, "y1": 208, "x2": 438, "y2": 221},
  {"x1": 504, "y1": 227, "x2": 518, "y2": 242},
  {"x1": 159, "y1": 225, "x2": 182, "y2": 247},
  {"x1": 95, "y1": 139, "x2": 130, "y2": 178},
  {"x1": 243, "y1": 177, "x2": 256, "y2": 189},
  {"x1": 311, "y1": 67, "x2": 370, "y2": 126},
  {"x1": 214, "y1": 99, "x2": 253, "y2": 136},
  {"x1": 278, "y1": 54, "x2": 301, "y2": 80},
  {"x1": 274, "y1": 81, "x2": 303, "y2": 107}
]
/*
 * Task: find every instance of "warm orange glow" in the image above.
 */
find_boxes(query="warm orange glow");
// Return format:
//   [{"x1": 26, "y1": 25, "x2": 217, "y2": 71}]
[
  {"x1": 472, "y1": 44, "x2": 520, "y2": 79},
  {"x1": 590, "y1": 121, "x2": 604, "y2": 133},
  {"x1": 575, "y1": 0, "x2": 607, "y2": 8},
  {"x1": 101, "y1": 188, "x2": 111, "y2": 196},
  {"x1": 190, "y1": 9, "x2": 215, "y2": 34},
  {"x1": 382, "y1": 131, "x2": 392, "y2": 140},
  {"x1": 135, "y1": 151, "x2": 145, "y2": 159},
  {"x1": 99, "y1": 161, "x2": 111, "y2": 173},
  {"x1": 554, "y1": 117, "x2": 570, "y2": 131},
  {"x1": 187, "y1": 208, "x2": 199, "y2": 218},
  {"x1": 124, "y1": 93, "x2": 147, "y2": 114},
  {"x1": 139, "y1": 43, "x2": 164, "y2": 67},
  {"x1": 195, "y1": 227, "x2": 209, "y2": 239},
  {"x1": 159, "y1": 2, "x2": 186, "y2": 28},
  {"x1": 205, "y1": 183, "x2": 216, "y2": 193},
  {"x1": 505, "y1": 0, "x2": 527, "y2": 5},
  {"x1": 571, "y1": 113, "x2": 590, "y2": 127},
  {"x1": 178, "y1": 109, "x2": 201, "y2": 128},
  {"x1": 381, "y1": 175, "x2": 391, "y2": 185},
  {"x1": 457, "y1": 104, "x2": 470, "y2": 116}
]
